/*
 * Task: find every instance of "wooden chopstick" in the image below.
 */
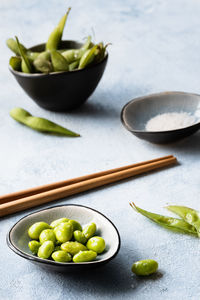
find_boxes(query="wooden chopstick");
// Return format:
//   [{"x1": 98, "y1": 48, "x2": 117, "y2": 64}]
[
  {"x1": 0, "y1": 155, "x2": 177, "y2": 217},
  {"x1": 0, "y1": 155, "x2": 174, "y2": 205}
]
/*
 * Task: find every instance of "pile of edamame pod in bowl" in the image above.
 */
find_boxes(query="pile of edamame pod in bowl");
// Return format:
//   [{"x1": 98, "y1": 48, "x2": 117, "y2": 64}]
[
  {"x1": 28, "y1": 218, "x2": 106, "y2": 263},
  {"x1": 7, "y1": 7, "x2": 108, "y2": 74}
]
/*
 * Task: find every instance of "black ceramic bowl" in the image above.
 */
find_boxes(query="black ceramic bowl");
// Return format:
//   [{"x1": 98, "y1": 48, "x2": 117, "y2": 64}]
[
  {"x1": 9, "y1": 41, "x2": 108, "y2": 111},
  {"x1": 121, "y1": 91, "x2": 200, "y2": 144},
  {"x1": 7, "y1": 204, "x2": 120, "y2": 272}
]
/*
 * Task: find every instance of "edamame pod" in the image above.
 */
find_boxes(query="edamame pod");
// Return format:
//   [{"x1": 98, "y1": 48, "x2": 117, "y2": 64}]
[
  {"x1": 26, "y1": 51, "x2": 40, "y2": 61},
  {"x1": 6, "y1": 38, "x2": 27, "y2": 55},
  {"x1": 166, "y1": 205, "x2": 200, "y2": 236},
  {"x1": 15, "y1": 36, "x2": 32, "y2": 73},
  {"x1": 69, "y1": 60, "x2": 79, "y2": 71},
  {"x1": 46, "y1": 8, "x2": 71, "y2": 51},
  {"x1": 10, "y1": 107, "x2": 80, "y2": 137},
  {"x1": 9, "y1": 56, "x2": 21, "y2": 71},
  {"x1": 130, "y1": 203, "x2": 197, "y2": 235},
  {"x1": 78, "y1": 45, "x2": 98, "y2": 69},
  {"x1": 132, "y1": 259, "x2": 158, "y2": 276},
  {"x1": 51, "y1": 50, "x2": 69, "y2": 72},
  {"x1": 73, "y1": 250, "x2": 97, "y2": 263},
  {"x1": 33, "y1": 51, "x2": 52, "y2": 73}
]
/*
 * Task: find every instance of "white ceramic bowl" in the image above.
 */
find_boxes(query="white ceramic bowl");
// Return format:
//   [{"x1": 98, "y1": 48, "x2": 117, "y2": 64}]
[{"x1": 7, "y1": 204, "x2": 120, "y2": 272}]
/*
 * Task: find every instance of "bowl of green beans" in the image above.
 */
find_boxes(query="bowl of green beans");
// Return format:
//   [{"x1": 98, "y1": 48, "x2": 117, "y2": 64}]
[
  {"x1": 7, "y1": 8, "x2": 108, "y2": 111},
  {"x1": 7, "y1": 204, "x2": 120, "y2": 272}
]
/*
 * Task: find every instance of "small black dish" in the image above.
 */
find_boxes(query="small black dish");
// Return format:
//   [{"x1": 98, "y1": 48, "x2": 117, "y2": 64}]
[
  {"x1": 7, "y1": 204, "x2": 120, "y2": 272},
  {"x1": 121, "y1": 91, "x2": 200, "y2": 144},
  {"x1": 9, "y1": 41, "x2": 108, "y2": 111}
]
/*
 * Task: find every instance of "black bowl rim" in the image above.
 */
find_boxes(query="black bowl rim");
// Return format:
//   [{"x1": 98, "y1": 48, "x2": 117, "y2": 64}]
[
  {"x1": 8, "y1": 40, "x2": 108, "y2": 78},
  {"x1": 6, "y1": 204, "x2": 121, "y2": 268},
  {"x1": 121, "y1": 91, "x2": 200, "y2": 135}
]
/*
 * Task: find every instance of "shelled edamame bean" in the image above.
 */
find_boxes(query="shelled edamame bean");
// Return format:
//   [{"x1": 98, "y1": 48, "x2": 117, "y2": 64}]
[
  {"x1": 27, "y1": 218, "x2": 106, "y2": 263},
  {"x1": 7, "y1": 7, "x2": 108, "y2": 74}
]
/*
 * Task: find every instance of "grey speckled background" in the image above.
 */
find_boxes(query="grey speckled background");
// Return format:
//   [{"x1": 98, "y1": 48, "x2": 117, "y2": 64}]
[{"x1": 0, "y1": 0, "x2": 200, "y2": 299}]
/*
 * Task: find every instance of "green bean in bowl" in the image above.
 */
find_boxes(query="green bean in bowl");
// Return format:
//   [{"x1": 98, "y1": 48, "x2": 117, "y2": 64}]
[{"x1": 7, "y1": 8, "x2": 108, "y2": 74}]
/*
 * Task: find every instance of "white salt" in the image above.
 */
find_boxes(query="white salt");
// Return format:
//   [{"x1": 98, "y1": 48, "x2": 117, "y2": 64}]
[{"x1": 145, "y1": 112, "x2": 197, "y2": 131}]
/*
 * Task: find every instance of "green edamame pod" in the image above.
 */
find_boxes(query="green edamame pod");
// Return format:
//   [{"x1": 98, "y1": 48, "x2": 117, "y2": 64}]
[
  {"x1": 15, "y1": 36, "x2": 32, "y2": 73},
  {"x1": 33, "y1": 51, "x2": 52, "y2": 73},
  {"x1": 62, "y1": 49, "x2": 78, "y2": 63},
  {"x1": 130, "y1": 203, "x2": 197, "y2": 235},
  {"x1": 46, "y1": 7, "x2": 71, "y2": 51},
  {"x1": 6, "y1": 38, "x2": 27, "y2": 55},
  {"x1": 69, "y1": 60, "x2": 79, "y2": 71},
  {"x1": 166, "y1": 205, "x2": 200, "y2": 236},
  {"x1": 73, "y1": 250, "x2": 97, "y2": 263},
  {"x1": 28, "y1": 240, "x2": 41, "y2": 254},
  {"x1": 82, "y1": 222, "x2": 96, "y2": 239},
  {"x1": 132, "y1": 259, "x2": 158, "y2": 276},
  {"x1": 9, "y1": 56, "x2": 21, "y2": 71},
  {"x1": 78, "y1": 45, "x2": 98, "y2": 69},
  {"x1": 51, "y1": 50, "x2": 69, "y2": 72},
  {"x1": 26, "y1": 51, "x2": 40, "y2": 61},
  {"x1": 10, "y1": 107, "x2": 80, "y2": 137},
  {"x1": 61, "y1": 241, "x2": 87, "y2": 255}
]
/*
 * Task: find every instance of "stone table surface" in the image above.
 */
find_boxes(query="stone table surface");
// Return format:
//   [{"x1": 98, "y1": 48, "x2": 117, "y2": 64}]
[{"x1": 0, "y1": 0, "x2": 200, "y2": 299}]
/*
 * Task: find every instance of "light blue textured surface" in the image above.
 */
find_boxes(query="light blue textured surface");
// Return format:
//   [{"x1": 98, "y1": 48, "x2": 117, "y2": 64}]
[{"x1": 0, "y1": 0, "x2": 200, "y2": 299}]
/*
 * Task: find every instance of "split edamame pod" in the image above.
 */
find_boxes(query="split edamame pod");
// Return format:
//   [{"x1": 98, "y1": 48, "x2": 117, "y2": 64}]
[
  {"x1": 51, "y1": 50, "x2": 69, "y2": 72},
  {"x1": 38, "y1": 241, "x2": 54, "y2": 259},
  {"x1": 15, "y1": 36, "x2": 32, "y2": 73},
  {"x1": 28, "y1": 222, "x2": 50, "y2": 239},
  {"x1": 6, "y1": 38, "x2": 27, "y2": 55},
  {"x1": 86, "y1": 236, "x2": 105, "y2": 254},
  {"x1": 131, "y1": 259, "x2": 158, "y2": 276},
  {"x1": 28, "y1": 240, "x2": 41, "y2": 254},
  {"x1": 33, "y1": 51, "x2": 52, "y2": 73},
  {"x1": 46, "y1": 7, "x2": 71, "y2": 51},
  {"x1": 166, "y1": 205, "x2": 200, "y2": 236},
  {"x1": 52, "y1": 250, "x2": 72, "y2": 262},
  {"x1": 73, "y1": 250, "x2": 97, "y2": 263},
  {"x1": 10, "y1": 107, "x2": 80, "y2": 137},
  {"x1": 9, "y1": 56, "x2": 21, "y2": 71},
  {"x1": 82, "y1": 222, "x2": 96, "y2": 239},
  {"x1": 130, "y1": 203, "x2": 197, "y2": 235}
]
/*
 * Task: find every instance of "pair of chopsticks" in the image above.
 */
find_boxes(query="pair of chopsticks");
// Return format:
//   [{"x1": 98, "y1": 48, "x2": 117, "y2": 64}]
[{"x1": 0, "y1": 155, "x2": 177, "y2": 217}]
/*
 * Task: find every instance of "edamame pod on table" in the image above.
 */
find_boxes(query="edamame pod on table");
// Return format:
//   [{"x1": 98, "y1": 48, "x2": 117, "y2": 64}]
[
  {"x1": 6, "y1": 38, "x2": 27, "y2": 55},
  {"x1": 10, "y1": 107, "x2": 80, "y2": 137},
  {"x1": 130, "y1": 203, "x2": 197, "y2": 235},
  {"x1": 46, "y1": 7, "x2": 71, "y2": 51},
  {"x1": 15, "y1": 36, "x2": 32, "y2": 73},
  {"x1": 51, "y1": 50, "x2": 69, "y2": 72},
  {"x1": 9, "y1": 56, "x2": 21, "y2": 71},
  {"x1": 166, "y1": 205, "x2": 200, "y2": 236}
]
